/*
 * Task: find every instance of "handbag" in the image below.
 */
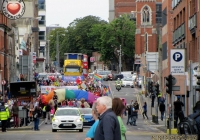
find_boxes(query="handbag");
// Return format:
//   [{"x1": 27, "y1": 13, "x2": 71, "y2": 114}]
[{"x1": 34, "y1": 113, "x2": 38, "y2": 119}]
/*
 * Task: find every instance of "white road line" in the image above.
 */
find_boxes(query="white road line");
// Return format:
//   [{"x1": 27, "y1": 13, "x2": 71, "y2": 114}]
[
  {"x1": 28, "y1": 122, "x2": 32, "y2": 126},
  {"x1": 39, "y1": 120, "x2": 44, "y2": 126},
  {"x1": 108, "y1": 81, "x2": 114, "y2": 98}
]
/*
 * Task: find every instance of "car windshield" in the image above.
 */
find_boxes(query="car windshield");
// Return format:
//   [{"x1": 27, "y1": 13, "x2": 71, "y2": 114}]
[
  {"x1": 124, "y1": 78, "x2": 132, "y2": 81},
  {"x1": 55, "y1": 109, "x2": 80, "y2": 116},
  {"x1": 79, "y1": 108, "x2": 92, "y2": 114},
  {"x1": 65, "y1": 67, "x2": 80, "y2": 72}
]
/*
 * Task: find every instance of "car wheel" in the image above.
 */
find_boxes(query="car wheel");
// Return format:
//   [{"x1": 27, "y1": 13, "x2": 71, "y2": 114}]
[
  {"x1": 79, "y1": 128, "x2": 83, "y2": 132},
  {"x1": 52, "y1": 129, "x2": 57, "y2": 132},
  {"x1": 131, "y1": 86, "x2": 134, "y2": 88}
]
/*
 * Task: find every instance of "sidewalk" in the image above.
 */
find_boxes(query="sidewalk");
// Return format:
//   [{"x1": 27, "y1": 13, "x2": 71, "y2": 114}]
[{"x1": 138, "y1": 93, "x2": 167, "y2": 133}]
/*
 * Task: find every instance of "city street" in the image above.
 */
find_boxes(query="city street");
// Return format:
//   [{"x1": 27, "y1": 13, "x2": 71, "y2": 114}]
[{"x1": 0, "y1": 81, "x2": 164, "y2": 140}]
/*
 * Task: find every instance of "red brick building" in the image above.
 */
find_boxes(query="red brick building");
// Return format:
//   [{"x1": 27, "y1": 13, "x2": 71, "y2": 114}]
[
  {"x1": 115, "y1": 0, "x2": 162, "y2": 74},
  {"x1": 0, "y1": 13, "x2": 11, "y2": 81},
  {"x1": 163, "y1": 0, "x2": 200, "y2": 115}
]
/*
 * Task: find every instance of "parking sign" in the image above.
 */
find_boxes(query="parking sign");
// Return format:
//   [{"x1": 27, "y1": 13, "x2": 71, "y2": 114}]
[{"x1": 170, "y1": 49, "x2": 185, "y2": 75}]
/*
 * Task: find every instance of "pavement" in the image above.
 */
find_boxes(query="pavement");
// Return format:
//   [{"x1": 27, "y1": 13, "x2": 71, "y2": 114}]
[
  {"x1": 0, "y1": 81, "x2": 168, "y2": 140},
  {"x1": 136, "y1": 89, "x2": 167, "y2": 133}
]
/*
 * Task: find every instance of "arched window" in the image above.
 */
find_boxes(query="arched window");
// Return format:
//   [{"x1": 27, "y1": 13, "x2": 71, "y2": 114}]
[{"x1": 142, "y1": 6, "x2": 150, "y2": 23}]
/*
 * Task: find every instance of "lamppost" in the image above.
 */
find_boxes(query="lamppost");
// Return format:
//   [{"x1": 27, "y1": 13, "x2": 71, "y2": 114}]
[
  {"x1": 117, "y1": 45, "x2": 122, "y2": 74},
  {"x1": 46, "y1": 24, "x2": 60, "y2": 72},
  {"x1": 56, "y1": 31, "x2": 65, "y2": 72}
]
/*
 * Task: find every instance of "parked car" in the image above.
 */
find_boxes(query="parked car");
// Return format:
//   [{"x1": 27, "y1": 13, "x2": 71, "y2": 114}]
[
  {"x1": 121, "y1": 77, "x2": 134, "y2": 88},
  {"x1": 135, "y1": 76, "x2": 142, "y2": 88},
  {"x1": 79, "y1": 108, "x2": 95, "y2": 126}
]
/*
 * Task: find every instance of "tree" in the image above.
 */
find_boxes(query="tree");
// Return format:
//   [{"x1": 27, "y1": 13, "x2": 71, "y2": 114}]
[{"x1": 90, "y1": 14, "x2": 136, "y2": 70}]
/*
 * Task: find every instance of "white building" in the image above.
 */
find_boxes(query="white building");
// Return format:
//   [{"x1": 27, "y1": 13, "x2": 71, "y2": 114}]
[{"x1": 37, "y1": 0, "x2": 46, "y2": 72}]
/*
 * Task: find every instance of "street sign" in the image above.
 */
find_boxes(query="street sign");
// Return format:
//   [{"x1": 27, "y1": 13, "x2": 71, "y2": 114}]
[
  {"x1": 172, "y1": 86, "x2": 180, "y2": 91},
  {"x1": 170, "y1": 49, "x2": 185, "y2": 75}
]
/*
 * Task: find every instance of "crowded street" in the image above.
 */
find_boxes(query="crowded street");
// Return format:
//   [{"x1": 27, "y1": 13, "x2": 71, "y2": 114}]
[{"x1": 0, "y1": 81, "x2": 165, "y2": 140}]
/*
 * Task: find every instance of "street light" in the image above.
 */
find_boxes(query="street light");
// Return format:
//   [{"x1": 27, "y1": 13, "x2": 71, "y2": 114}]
[
  {"x1": 117, "y1": 45, "x2": 122, "y2": 74},
  {"x1": 56, "y1": 31, "x2": 65, "y2": 71}
]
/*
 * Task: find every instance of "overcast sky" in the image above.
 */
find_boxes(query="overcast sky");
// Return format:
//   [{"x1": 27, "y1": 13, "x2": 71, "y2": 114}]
[{"x1": 46, "y1": 0, "x2": 109, "y2": 28}]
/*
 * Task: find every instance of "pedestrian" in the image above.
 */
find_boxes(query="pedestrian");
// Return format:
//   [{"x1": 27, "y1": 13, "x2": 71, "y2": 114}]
[
  {"x1": 85, "y1": 102, "x2": 99, "y2": 140},
  {"x1": 142, "y1": 102, "x2": 148, "y2": 119},
  {"x1": 126, "y1": 105, "x2": 132, "y2": 125},
  {"x1": 12, "y1": 101, "x2": 19, "y2": 128},
  {"x1": 94, "y1": 96, "x2": 121, "y2": 140},
  {"x1": 33, "y1": 106, "x2": 42, "y2": 131},
  {"x1": 0, "y1": 102, "x2": 9, "y2": 132},
  {"x1": 130, "y1": 105, "x2": 138, "y2": 126},
  {"x1": 133, "y1": 101, "x2": 139, "y2": 118},
  {"x1": 45, "y1": 102, "x2": 52, "y2": 124},
  {"x1": 174, "y1": 96, "x2": 184, "y2": 128},
  {"x1": 112, "y1": 98, "x2": 127, "y2": 140},
  {"x1": 188, "y1": 101, "x2": 200, "y2": 139},
  {"x1": 159, "y1": 101, "x2": 165, "y2": 121}
]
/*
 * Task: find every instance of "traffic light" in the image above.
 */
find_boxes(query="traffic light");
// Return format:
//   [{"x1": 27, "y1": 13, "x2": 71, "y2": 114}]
[
  {"x1": 196, "y1": 76, "x2": 200, "y2": 91},
  {"x1": 166, "y1": 74, "x2": 172, "y2": 94},
  {"x1": 148, "y1": 81, "x2": 153, "y2": 93},
  {"x1": 197, "y1": 75, "x2": 200, "y2": 85},
  {"x1": 155, "y1": 83, "x2": 159, "y2": 96}
]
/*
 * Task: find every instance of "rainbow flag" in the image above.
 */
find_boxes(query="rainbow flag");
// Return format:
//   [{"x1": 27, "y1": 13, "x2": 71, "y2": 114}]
[{"x1": 94, "y1": 73, "x2": 102, "y2": 81}]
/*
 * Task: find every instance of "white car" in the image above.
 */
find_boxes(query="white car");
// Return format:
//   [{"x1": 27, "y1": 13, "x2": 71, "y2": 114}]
[
  {"x1": 121, "y1": 77, "x2": 134, "y2": 88},
  {"x1": 52, "y1": 107, "x2": 83, "y2": 132}
]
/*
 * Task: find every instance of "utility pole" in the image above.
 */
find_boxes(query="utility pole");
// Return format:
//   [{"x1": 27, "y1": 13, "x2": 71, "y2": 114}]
[
  {"x1": 56, "y1": 31, "x2": 60, "y2": 72},
  {"x1": 119, "y1": 45, "x2": 122, "y2": 74}
]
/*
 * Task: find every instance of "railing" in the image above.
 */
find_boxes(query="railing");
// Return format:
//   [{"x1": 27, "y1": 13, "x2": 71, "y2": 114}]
[{"x1": 173, "y1": 23, "x2": 185, "y2": 45}]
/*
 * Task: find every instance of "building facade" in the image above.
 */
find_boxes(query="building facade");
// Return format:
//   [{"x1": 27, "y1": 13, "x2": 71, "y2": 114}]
[
  {"x1": 37, "y1": 0, "x2": 46, "y2": 71},
  {"x1": 114, "y1": 0, "x2": 162, "y2": 89},
  {"x1": 163, "y1": 0, "x2": 200, "y2": 115}
]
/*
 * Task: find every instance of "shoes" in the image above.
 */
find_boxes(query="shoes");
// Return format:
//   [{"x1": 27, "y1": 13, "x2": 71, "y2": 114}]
[{"x1": 45, "y1": 123, "x2": 47, "y2": 124}]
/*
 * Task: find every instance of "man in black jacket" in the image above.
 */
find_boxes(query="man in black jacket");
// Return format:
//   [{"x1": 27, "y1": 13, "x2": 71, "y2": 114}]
[
  {"x1": 94, "y1": 96, "x2": 121, "y2": 140},
  {"x1": 174, "y1": 96, "x2": 184, "y2": 128}
]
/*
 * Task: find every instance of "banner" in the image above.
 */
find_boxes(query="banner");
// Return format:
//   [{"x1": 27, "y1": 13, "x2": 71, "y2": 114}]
[
  {"x1": 40, "y1": 86, "x2": 78, "y2": 94},
  {"x1": 62, "y1": 76, "x2": 84, "y2": 81}
]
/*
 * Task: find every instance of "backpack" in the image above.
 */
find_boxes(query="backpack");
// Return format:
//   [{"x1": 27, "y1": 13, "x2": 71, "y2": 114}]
[
  {"x1": 130, "y1": 105, "x2": 137, "y2": 116},
  {"x1": 177, "y1": 112, "x2": 200, "y2": 136}
]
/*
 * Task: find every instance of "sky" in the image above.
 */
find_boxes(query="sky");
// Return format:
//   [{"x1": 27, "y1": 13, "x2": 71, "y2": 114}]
[{"x1": 46, "y1": 0, "x2": 109, "y2": 28}]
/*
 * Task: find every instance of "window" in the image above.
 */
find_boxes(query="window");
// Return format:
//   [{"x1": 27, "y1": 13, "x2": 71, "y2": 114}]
[
  {"x1": 65, "y1": 67, "x2": 80, "y2": 72},
  {"x1": 38, "y1": 0, "x2": 45, "y2": 10},
  {"x1": 145, "y1": 33, "x2": 148, "y2": 52},
  {"x1": 142, "y1": 6, "x2": 151, "y2": 23},
  {"x1": 39, "y1": 16, "x2": 45, "y2": 25},
  {"x1": 162, "y1": 8, "x2": 167, "y2": 26},
  {"x1": 162, "y1": 42, "x2": 167, "y2": 60},
  {"x1": 156, "y1": 3, "x2": 162, "y2": 24},
  {"x1": 39, "y1": 31, "x2": 45, "y2": 40}
]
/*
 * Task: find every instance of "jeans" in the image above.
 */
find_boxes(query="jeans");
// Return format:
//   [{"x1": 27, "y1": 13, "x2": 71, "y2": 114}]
[
  {"x1": 45, "y1": 112, "x2": 51, "y2": 123},
  {"x1": 127, "y1": 115, "x2": 131, "y2": 124},
  {"x1": 161, "y1": 111, "x2": 164, "y2": 120},
  {"x1": 142, "y1": 111, "x2": 148, "y2": 119},
  {"x1": 34, "y1": 118, "x2": 39, "y2": 130}
]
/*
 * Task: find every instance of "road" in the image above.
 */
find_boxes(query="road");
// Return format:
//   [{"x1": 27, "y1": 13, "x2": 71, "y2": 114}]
[{"x1": 0, "y1": 81, "x2": 164, "y2": 140}]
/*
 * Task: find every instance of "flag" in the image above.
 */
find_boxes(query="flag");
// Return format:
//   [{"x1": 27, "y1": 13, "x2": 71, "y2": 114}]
[{"x1": 94, "y1": 73, "x2": 102, "y2": 81}]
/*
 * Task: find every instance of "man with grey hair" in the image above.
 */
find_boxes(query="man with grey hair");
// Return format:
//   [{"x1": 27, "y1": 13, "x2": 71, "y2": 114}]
[{"x1": 94, "y1": 96, "x2": 121, "y2": 140}]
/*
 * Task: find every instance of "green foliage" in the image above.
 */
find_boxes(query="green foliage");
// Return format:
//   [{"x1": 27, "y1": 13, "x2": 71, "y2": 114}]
[
  {"x1": 49, "y1": 14, "x2": 136, "y2": 69},
  {"x1": 89, "y1": 14, "x2": 136, "y2": 68}
]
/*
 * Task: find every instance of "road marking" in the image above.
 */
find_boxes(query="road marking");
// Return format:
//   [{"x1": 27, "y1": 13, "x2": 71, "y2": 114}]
[
  {"x1": 28, "y1": 122, "x2": 32, "y2": 126},
  {"x1": 39, "y1": 120, "x2": 44, "y2": 126},
  {"x1": 108, "y1": 81, "x2": 114, "y2": 98}
]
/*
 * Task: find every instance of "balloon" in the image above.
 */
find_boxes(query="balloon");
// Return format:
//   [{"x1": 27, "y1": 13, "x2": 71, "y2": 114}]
[{"x1": 45, "y1": 91, "x2": 54, "y2": 104}]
